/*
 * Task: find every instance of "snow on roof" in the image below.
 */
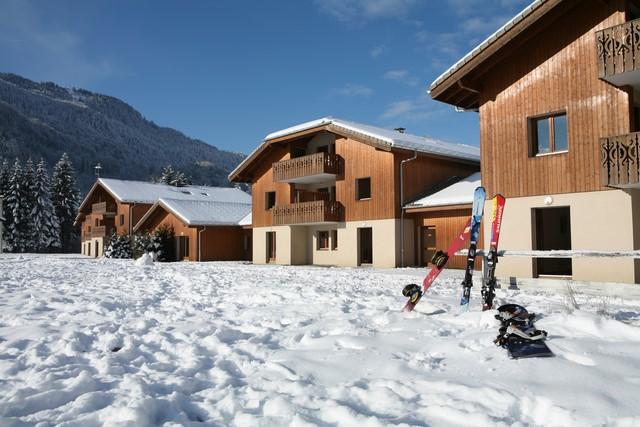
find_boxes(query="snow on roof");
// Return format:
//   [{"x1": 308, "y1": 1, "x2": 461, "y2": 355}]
[
  {"x1": 405, "y1": 172, "x2": 481, "y2": 209},
  {"x1": 98, "y1": 178, "x2": 251, "y2": 205},
  {"x1": 429, "y1": 0, "x2": 544, "y2": 91},
  {"x1": 230, "y1": 116, "x2": 479, "y2": 181},
  {"x1": 155, "y1": 198, "x2": 251, "y2": 226},
  {"x1": 238, "y1": 212, "x2": 252, "y2": 226},
  {"x1": 267, "y1": 117, "x2": 480, "y2": 162}
]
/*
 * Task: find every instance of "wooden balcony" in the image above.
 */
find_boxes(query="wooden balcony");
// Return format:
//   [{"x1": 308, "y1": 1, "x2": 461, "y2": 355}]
[
  {"x1": 601, "y1": 132, "x2": 640, "y2": 188},
  {"x1": 596, "y1": 19, "x2": 640, "y2": 87},
  {"x1": 273, "y1": 152, "x2": 340, "y2": 184},
  {"x1": 92, "y1": 201, "x2": 116, "y2": 215},
  {"x1": 272, "y1": 200, "x2": 343, "y2": 225}
]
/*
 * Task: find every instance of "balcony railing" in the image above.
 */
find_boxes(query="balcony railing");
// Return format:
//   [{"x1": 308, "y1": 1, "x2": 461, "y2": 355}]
[
  {"x1": 273, "y1": 152, "x2": 340, "y2": 183},
  {"x1": 596, "y1": 19, "x2": 640, "y2": 81},
  {"x1": 601, "y1": 132, "x2": 640, "y2": 187},
  {"x1": 92, "y1": 201, "x2": 116, "y2": 215},
  {"x1": 272, "y1": 200, "x2": 343, "y2": 225}
]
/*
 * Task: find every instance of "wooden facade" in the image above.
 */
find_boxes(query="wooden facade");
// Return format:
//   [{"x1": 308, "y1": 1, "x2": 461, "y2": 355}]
[{"x1": 232, "y1": 120, "x2": 480, "y2": 268}]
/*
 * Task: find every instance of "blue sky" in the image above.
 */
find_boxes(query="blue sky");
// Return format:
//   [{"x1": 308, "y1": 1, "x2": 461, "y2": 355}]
[{"x1": 0, "y1": 0, "x2": 529, "y2": 155}]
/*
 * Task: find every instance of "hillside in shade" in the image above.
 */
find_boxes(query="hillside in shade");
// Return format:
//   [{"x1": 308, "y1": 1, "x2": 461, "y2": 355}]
[{"x1": 0, "y1": 73, "x2": 245, "y2": 192}]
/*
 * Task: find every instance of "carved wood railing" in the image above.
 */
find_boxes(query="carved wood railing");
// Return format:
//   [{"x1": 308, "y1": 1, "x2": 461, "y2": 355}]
[
  {"x1": 601, "y1": 132, "x2": 640, "y2": 187},
  {"x1": 596, "y1": 19, "x2": 640, "y2": 79},
  {"x1": 294, "y1": 190, "x2": 330, "y2": 203},
  {"x1": 272, "y1": 200, "x2": 343, "y2": 225},
  {"x1": 273, "y1": 152, "x2": 340, "y2": 182},
  {"x1": 92, "y1": 201, "x2": 116, "y2": 215}
]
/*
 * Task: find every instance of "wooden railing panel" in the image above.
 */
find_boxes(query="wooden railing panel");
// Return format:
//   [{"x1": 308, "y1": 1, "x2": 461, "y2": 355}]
[
  {"x1": 596, "y1": 19, "x2": 640, "y2": 79},
  {"x1": 273, "y1": 152, "x2": 340, "y2": 182},
  {"x1": 92, "y1": 201, "x2": 116, "y2": 215},
  {"x1": 601, "y1": 132, "x2": 640, "y2": 187},
  {"x1": 272, "y1": 200, "x2": 343, "y2": 225}
]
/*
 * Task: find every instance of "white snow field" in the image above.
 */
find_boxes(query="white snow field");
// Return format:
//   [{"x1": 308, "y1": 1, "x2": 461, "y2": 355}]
[{"x1": 1, "y1": 255, "x2": 640, "y2": 426}]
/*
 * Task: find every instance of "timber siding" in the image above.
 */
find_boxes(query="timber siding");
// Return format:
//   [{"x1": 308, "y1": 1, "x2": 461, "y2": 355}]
[{"x1": 479, "y1": 0, "x2": 630, "y2": 198}]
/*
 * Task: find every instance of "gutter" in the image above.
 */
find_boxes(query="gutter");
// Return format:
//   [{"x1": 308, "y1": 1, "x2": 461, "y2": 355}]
[
  {"x1": 400, "y1": 150, "x2": 418, "y2": 267},
  {"x1": 198, "y1": 225, "x2": 207, "y2": 262}
]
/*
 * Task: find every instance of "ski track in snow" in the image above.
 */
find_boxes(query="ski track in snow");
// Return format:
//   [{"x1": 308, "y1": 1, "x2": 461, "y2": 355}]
[{"x1": 1, "y1": 255, "x2": 640, "y2": 426}]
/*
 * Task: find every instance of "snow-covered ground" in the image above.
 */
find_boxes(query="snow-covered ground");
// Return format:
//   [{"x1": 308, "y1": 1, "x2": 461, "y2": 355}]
[{"x1": 1, "y1": 255, "x2": 640, "y2": 426}]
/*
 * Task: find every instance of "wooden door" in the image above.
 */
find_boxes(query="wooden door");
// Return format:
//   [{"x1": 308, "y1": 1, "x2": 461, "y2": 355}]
[
  {"x1": 422, "y1": 226, "x2": 437, "y2": 266},
  {"x1": 266, "y1": 232, "x2": 276, "y2": 263},
  {"x1": 359, "y1": 227, "x2": 373, "y2": 265}
]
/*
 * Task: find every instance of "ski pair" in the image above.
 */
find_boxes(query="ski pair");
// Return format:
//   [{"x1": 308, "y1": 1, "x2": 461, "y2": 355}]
[{"x1": 402, "y1": 187, "x2": 505, "y2": 311}]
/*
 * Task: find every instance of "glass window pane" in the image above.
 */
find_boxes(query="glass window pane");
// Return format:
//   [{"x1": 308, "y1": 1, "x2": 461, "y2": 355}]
[
  {"x1": 553, "y1": 114, "x2": 568, "y2": 151},
  {"x1": 536, "y1": 118, "x2": 550, "y2": 154}
]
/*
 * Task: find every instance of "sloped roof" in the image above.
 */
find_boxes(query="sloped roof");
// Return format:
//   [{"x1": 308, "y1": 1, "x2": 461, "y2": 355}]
[
  {"x1": 229, "y1": 117, "x2": 479, "y2": 182},
  {"x1": 135, "y1": 198, "x2": 251, "y2": 230},
  {"x1": 97, "y1": 178, "x2": 251, "y2": 204},
  {"x1": 405, "y1": 172, "x2": 481, "y2": 209}
]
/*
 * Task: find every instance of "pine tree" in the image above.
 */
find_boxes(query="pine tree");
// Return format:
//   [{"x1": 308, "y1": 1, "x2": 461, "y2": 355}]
[
  {"x1": 51, "y1": 153, "x2": 80, "y2": 252},
  {"x1": 22, "y1": 159, "x2": 37, "y2": 251},
  {"x1": 160, "y1": 165, "x2": 176, "y2": 185},
  {"x1": 0, "y1": 158, "x2": 9, "y2": 250},
  {"x1": 32, "y1": 159, "x2": 61, "y2": 251},
  {"x1": 171, "y1": 171, "x2": 191, "y2": 187},
  {"x1": 5, "y1": 159, "x2": 30, "y2": 252}
]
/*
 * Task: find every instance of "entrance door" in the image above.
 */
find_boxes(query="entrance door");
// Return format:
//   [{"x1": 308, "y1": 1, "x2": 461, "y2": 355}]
[
  {"x1": 358, "y1": 227, "x2": 373, "y2": 265},
  {"x1": 422, "y1": 226, "x2": 437, "y2": 266},
  {"x1": 94, "y1": 241, "x2": 98, "y2": 258},
  {"x1": 178, "y1": 236, "x2": 190, "y2": 260},
  {"x1": 533, "y1": 207, "x2": 572, "y2": 276},
  {"x1": 266, "y1": 232, "x2": 276, "y2": 263}
]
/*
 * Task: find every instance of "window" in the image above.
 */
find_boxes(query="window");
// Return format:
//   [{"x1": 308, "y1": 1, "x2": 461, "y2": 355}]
[
  {"x1": 356, "y1": 177, "x2": 371, "y2": 200},
  {"x1": 120, "y1": 214, "x2": 125, "y2": 226},
  {"x1": 318, "y1": 231, "x2": 329, "y2": 250},
  {"x1": 265, "y1": 191, "x2": 276, "y2": 210},
  {"x1": 529, "y1": 112, "x2": 568, "y2": 156},
  {"x1": 95, "y1": 218, "x2": 99, "y2": 227},
  {"x1": 331, "y1": 230, "x2": 338, "y2": 250}
]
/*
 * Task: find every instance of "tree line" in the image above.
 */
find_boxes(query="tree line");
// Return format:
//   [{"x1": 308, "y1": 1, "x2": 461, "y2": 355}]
[{"x1": 0, "y1": 153, "x2": 80, "y2": 253}]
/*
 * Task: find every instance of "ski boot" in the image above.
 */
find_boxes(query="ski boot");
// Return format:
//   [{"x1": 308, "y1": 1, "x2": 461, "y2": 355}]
[{"x1": 402, "y1": 284, "x2": 423, "y2": 304}]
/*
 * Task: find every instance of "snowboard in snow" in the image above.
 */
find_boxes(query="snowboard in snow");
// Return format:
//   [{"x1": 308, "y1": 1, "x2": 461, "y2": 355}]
[
  {"x1": 402, "y1": 219, "x2": 472, "y2": 312},
  {"x1": 506, "y1": 340, "x2": 554, "y2": 359}
]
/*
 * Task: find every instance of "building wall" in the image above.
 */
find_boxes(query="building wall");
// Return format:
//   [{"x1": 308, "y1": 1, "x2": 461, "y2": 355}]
[
  {"x1": 142, "y1": 208, "x2": 198, "y2": 261},
  {"x1": 479, "y1": 1, "x2": 629, "y2": 198},
  {"x1": 490, "y1": 189, "x2": 639, "y2": 283},
  {"x1": 407, "y1": 207, "x2": 482, "y2": 270},
  {"x1": 253, "y1": 219, "x2": 407, "y2": 268},
  {"x1": 251, "y1": 146, "x2": 292, "y2": 228},
  {"x1": 200, "y1": 226, "x2": 250, "y2": 261}
]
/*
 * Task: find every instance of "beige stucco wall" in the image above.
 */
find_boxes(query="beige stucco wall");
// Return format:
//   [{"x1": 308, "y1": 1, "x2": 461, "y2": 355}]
[
  {"x1": 83, "y1": 237, "x2": 105, "y2": 258},
  {"x1": 488, "y1": 189, "x2": 639, "y2": 283},
  {"x1": 253, "y1": 218, "x2": 414, "y2": 268}
]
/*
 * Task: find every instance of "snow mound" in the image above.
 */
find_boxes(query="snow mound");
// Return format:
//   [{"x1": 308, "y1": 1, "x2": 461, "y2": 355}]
[{"x1": 134, "y1": 252, "x2": 154, "y2": 266}]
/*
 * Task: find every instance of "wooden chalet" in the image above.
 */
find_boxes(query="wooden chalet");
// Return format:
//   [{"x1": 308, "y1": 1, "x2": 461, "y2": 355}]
[
  {"x1": 430, "y1": 0, "x2": 640, "y2": 283},
  {"x1": 74, "y1": 178, "x2": 251, "y2": 261},
  {"x1": 229, "y1": 117, "x2": 480, "y2": 268}
]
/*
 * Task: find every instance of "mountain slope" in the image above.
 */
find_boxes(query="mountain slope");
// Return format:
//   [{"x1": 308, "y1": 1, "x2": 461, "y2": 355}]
[{"x1": 0, "y1": 73, "x2": 245, "y2": 192}]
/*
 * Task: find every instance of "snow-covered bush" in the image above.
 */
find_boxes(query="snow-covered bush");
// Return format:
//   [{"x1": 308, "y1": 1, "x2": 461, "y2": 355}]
[
  {"x1": 132, "y1": 232, "x2": 160, "y2": 259},
  {"x1": 104, "y1": 233, "x2": 132, "y2": 259}
]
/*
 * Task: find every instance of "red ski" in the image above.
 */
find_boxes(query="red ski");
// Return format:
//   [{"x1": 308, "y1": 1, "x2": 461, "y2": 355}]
[{"x1": 402, "y1": 219, "x2": 472, "y2": 312}]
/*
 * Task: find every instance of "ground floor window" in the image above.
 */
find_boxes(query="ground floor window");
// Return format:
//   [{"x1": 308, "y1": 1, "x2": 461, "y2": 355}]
[
  {"x1": 318, "y1": 231, "x2": 329, "y2": 250},
  {"x1": 331, "y1": 230, "x2": 338, "y2": 250},
  {"x1": 532, "y1": 206, "x2": 572, "y2": 277}
]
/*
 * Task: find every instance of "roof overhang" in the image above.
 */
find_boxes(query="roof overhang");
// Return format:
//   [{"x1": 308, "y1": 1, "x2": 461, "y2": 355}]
[
  {"x1": 404, "y1": 203, "x2": 473, "y2": 213},
  {"x1": 429, "y1": 0, "x2": 576, "y2": 109}
]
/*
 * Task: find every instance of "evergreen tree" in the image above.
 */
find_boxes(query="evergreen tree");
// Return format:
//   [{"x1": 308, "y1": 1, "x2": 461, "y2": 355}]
[
  {"x1": 23, "y1": 159, "x2": 37, "y2": 250},
  {"x1": 160, "y1": 165, "x2": 176, "y2": 185},
  {"x1": 5, "y1": 159, "x2": 30, "y2": 252},
  {"x1": 51, "y1": 153, "x2": 80, "y2": 252},
  {"x1": 171, "y1": 171, "x2": 191, "y2": 187},
  {"x1": 0, "y1": 158, "x2": 9, "y2": 250},
  {"x1": 32, "y1": 159, "x2": 61, "y2": 251}
]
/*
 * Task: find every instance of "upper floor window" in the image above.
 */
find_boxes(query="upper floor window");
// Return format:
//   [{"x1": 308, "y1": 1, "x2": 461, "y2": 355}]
[
  {"x1": 265, "y1": 191, "x2": 276, "y2": 210},
  {"x1": 529, "y1": 112, "x2": 568, "y2": 156},
  {"x1": 356, "y1": 177, "x2": 371, "y2": 200},
  {"x1": 120, "y1": 214, "x2": 125, "y2": 226}
]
